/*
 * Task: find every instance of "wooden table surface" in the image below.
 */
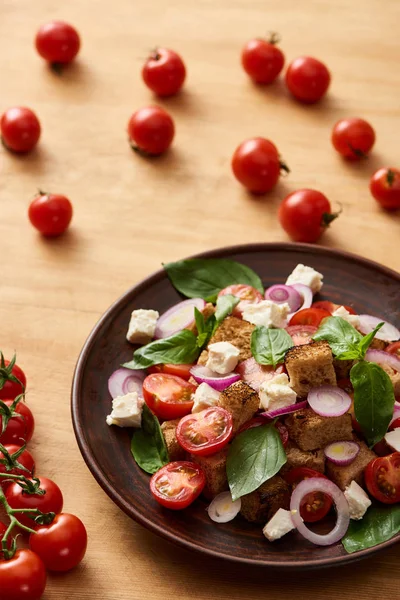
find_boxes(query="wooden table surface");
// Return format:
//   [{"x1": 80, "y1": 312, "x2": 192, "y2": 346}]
[{"x1": 1, "y1": 0, "x2": 400, "y2": 597}]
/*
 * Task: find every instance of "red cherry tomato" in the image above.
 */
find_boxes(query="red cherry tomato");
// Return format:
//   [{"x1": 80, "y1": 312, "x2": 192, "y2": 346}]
[
  {"x1": 231, "y1": 137, "x2": 287, "y2": 194},
  {"x1": 29, "y1": 513, "x2": 87, "y2": 572},
  {"x1": 0, "y1": 359, "x2": 26, "y2": 400},
  {"x1": 285, "y1": 56, "x2": 331, "y2": 103},
  {"x1": 279, "y1": 188, "x2": 337, "y2": 243},
  {"x1": 241, "y1": 35, "x2": 285, "y2": 84},
  {"x1": 0, "y1": 400, "x2": 35, "y2": 446},
  {"x1": 147, "y1": 364, "x2": 193, "y2": 381},
  {"x1": 218, "y1": 284, "x2": 263, "y2": 317},
  {"x1": 311, "y1": 301, "x2": 356, "y2": 315},
  {"x1": 283, "y1": 467, "x2": 333, "y2": 522},
  {"x1": 386, "y1": 342, "x2": 400, "y2": 358},
  {"x1": 35, "y1": 21, "x2": 80, "y2": 65},
  {"x1": 331, "y1": 118, "x2": 375, "y2": 160},
  {"x1": 143, "y1": 373, "x2": 196, "y2": 420},
  {"x1": 373, "y1": 439, "x2": 393, "y2": 457},
  {"x1": 370, "y1": 168, "x2": 400, "y2": 211},
  {"x1": 6, "y1": 476, "x2": 63, "y2": 528},
  {"x1": 28, "y1": 193, "x2": 73, "y2": 237},
  {"x1": 288, "y1": 307, "x2": 331, "y2": 328},
  {"x1": 0, "y1": 549, "x2": 47, "y2": 600},
  {"x1": 365, "y1": 453, "x2": 400, "y2": 504},
  {"x1": 142, "y1": 48, "x2": 186, "y2": 97},
  {"x1": 0, "y1": 107, "x2": 41, "y2": 153},
  {"x1": 127, "y1": 106, "x2": 175, "y2": 156},
  {"x1": 337, "y1": 378, "x2": 353, "y2": 394},
  {"x1": 236, "y1": 358, "x2": 284, "y2": 391},
  {"x1": 176, "y1": 407, "x2": 233, "y2": 456},
  {"x1": 0, "y1": 445, "x2": 35, "y2": 490},
  {"x1": 285, "y1": 324, "x2": 318, "y2": 345},
  {"x1": 150, "y1": 461, "x2": 206, "y2": 509}
]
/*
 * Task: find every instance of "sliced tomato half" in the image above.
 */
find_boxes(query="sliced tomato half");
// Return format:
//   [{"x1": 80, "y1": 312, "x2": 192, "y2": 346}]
[
  {"x1": 283, "y1": 467, "x2": 333, "y2": 522},
  {"x1": 147, "y1": 363, "x2": 193, "y2": 381},
  {"x1": 143, "y1": 373, "x2": 196, "y2": 420},
  {"x1": 176, "y1": 407, "x2": 233, "y2": 456},
  {"x1": 285, "y1": 325, "x2": 318, "y2": 346},
  {"x1": 365, "y1": 453, "x2": 400, "y2": 504},
  {"x1": 386, "y1": 342, "x2": 400, "y2": 358},
  {"x1": 288, "y1": 308, "x2": 331, "y2": 328},
  {"x1": 150, "y1": 461, "x2": 206, "y2": 509}
]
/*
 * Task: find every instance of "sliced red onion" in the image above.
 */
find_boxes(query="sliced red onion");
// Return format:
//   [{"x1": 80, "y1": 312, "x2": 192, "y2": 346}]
[
  {"x1": 260, "y1": 400, "x2": 308, "y2": 420},
  {"x1": 189, "y1": 365, "x2": 241, "y2": 391},
  {"x1": 324, "y1": 441, "x2": 360, "y2": 466},
  {"x1": 358, "y1": 314, "x2": 400, "y2": 342},
  {"x1": 308, "y1": 386, "x2": 352, "y2": 417},
  {"x1": 236, "y1": 358, "x2": 284, "y2": 392},
  {"x1": 290, "y1": 478, "x2": 350, "y2": 546},
  {"x1": 265, "y1": 285, "x2": 302, "y2": 312},
  {"x1": 207, "y1": 491, "x2": 241, "y2": 523},
  {"x1": 366, "y1": 349, "x2": 400, "y2": 373},
  {"x1": 108, "y1": 368, "x2": 145, "y2": 399},
  {"x1": 154, "y1": 298, "x2": 206, "y2": 339}
]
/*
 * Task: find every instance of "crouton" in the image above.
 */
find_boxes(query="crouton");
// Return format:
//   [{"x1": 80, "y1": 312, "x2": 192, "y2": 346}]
[
  {"x1": 333, "y1": 359, "x2": 355, "y2": 380},
  {"x1": 382, "y1": 365, "x2": 400, "y2": 396},
  {"x1": 198, "y1": 316, "x2": 255, "y2": 364},
  {"x1": 218, "y1": 381, "x2": 259, "y2": 433},
  {"x1": 240, "y1": 476, "x2": 291, "y2": 523},
  {"x1": 368, "y1": 338, "x2": 387, "y2": 351},
  {"x1": 285, "y1": 408, "x2": 353, "y2": 451},
  {"x1": 186, "y1": 303, "x2": 215, "y2": 335},
  {"x1": 280, "y1": 441, "x2": 325, "y2": 475},
  {"x1": 191, "y1": 447, "x2": 229, "y2": 499},
  {"x1": 285, "y1": 341, "x2": 337, "y2": 397},
  {"x1": 160, "y1": 419, "x2": 186, "y2": 461},
  {"x1": 326, "y1": 440, "x2": 376, "y2": 491}
]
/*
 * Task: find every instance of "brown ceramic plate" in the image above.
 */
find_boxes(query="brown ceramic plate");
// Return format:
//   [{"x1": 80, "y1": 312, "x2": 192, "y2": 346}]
[{"x1": 71, "y1": 242, "x2": 400, "y2": 570}]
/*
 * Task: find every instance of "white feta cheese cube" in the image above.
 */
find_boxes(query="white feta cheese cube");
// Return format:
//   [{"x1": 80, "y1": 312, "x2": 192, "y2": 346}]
[
  {"x1": 106, "y1": 392, "x2": 144, "y2": 428},
  {"x1": 259, "y1": 373, "x2": 297, "y2": 411},
  {"x1": 285, "y1": 264, "x2": 323, "y2": 294},
  {"x1": 385, "y1": 428, "x2": 400, "y2": 452},
  {"x1": 192, "y1": 382, "x2": 220, "y2": 413},
  {"x1": 262, "y1": 508, "x2": 296, "y2": 542},
  {"x1": 344, "y1": 481, "x2": 371, "y2": 520},
  {"x1": 205, "y1": 341, "x2": 240, "y2": 375},
  {"x1": 242, "y1": 300, "x2": 290, "y2": 329},
  {"x1": 332, "y1": 306, "x2": 360, "y2": 329},
  {"x1": 126, "y1": 309, "x2": 159, "y2": 344}
]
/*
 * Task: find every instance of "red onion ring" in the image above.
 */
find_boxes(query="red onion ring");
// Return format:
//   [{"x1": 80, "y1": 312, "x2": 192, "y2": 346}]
[
  {"x1": 108, "y1": 368, "x2": 145, "y2": 399},
  {"x1": 365, "y1": 349, "x2": 400, "y2": 373},
  {"x1": 189, "y1": 365, "x2": 241, "y2": 391},
  {"x1": 260, "y1": 400, "x2": 308, "y2": 420},
  {"x1": 324, "y1": 441, "x2": 360, "y2": 466},
  {"x1": 358, "y1": 314, "x2": 400, "y2": 342},
  {"x1": 264, "y1": 284, "x2": 302, "y2": 312},
  {"x1": 287, "y1": 284, "x2": 313, "y2": 317},
  {"x1": 308, "y1": 385, "x2": 352, "y2": 417}
]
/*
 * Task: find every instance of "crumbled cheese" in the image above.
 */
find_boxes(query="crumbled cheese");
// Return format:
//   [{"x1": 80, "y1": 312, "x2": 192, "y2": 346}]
[
  {"x1": 262, "y1": 508, "x2": 296, "y2": 541},
  {"x1": 332, "y1": 306, "x2": 360, "y2": 329},
  {"x1": 242, "y1": 300, "x2": 290, "y2": 329},
  {"x1": 206, "y1": 341, "x2": 240, "y2": 375},
  {"x1": 192, "y1": 382, "x2": 220, "y2": 413},
  {"x1": 259, "y1": 373, "x2": 297, "y2": 411},
  {"x1": 106, "y1": 392, "x2": 144, "y2": 428},
  {"x1": 285, "y1": 264, "x2": 323, "y2": 294},
  {"x1": 344, "y1": 481, "x2": 371, "y2": 520},
  {"x1": 385, "y1": 428, "x2": 400, "y2": 452},
  {"x1": 126, "y1": 309, "x2": 159, "y2": 344}
]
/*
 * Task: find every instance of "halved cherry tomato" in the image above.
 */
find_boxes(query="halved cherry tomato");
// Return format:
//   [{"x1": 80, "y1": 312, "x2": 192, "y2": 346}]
[
  {"x1": 312, "y1": 301, "x2": 356, "y2": 315},
  {"x1": 218, "y1": 284, "x2": 263, "y2": 317},
  {"x1": 285, "y1": 325, "x2": 317, "y2": 346},
  {"x1": 387, "y1": 342, "x2": 400, "y2": 358},
  {"x1": 288, "y1": 308, "x2": 331, "y2": 328},
  {"x1": 143, "y1": 373, "x2": 196, "y2": 420},
  {"x1": 176, "y1": 407, "x2": 233, "y2": 456},
  {"x1": 236, "y1": 358, "x2": 284, "y2": 391},
  {"x1": 237, "y1": 418, "x2": 289, "y2": 448},
  {"x1": 365, "y1": 453, "x2": 400, "y2": 504},
  {"x1": 147, "y1": 363, "x2": 193, "y2": 381},
  {"x1": 150, "y1": 461, "x2": 206, "y2": 509},
  {"x1": 283, "y1": 467, "x2": 333, "y2": 522}
]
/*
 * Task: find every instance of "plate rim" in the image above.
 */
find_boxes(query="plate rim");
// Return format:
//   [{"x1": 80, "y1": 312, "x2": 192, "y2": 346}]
[{"x1": 71, "y1": 242, "x2": 400, "y2": 569}]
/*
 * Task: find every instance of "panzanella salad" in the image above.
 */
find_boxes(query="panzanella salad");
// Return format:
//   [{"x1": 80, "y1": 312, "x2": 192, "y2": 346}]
[{"x1": 106, "y1": 259, "x2": 400, "y2": 553}]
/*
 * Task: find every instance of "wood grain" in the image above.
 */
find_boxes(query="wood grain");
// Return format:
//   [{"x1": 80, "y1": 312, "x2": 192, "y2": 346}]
[{"x1": 0, "y1": 0, "x2": 399, "y2": 597}]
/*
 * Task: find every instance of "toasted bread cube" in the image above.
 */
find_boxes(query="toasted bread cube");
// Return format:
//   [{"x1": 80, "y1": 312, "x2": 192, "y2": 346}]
[
  {"x1": 285, "y1": 408, "x2": 353, "y2": 451},
  {"x1": 191, "y1": 447, "x2": 229, "y2": 499},
  {"x1": 160, "y1": 419, "x2": 186, "y2": 462},
  {"x1": 326, "y1": 440, "x2": 376, "y2": 491},
  {"x1": 333, "y1": 358, "x2": 355, "y2": 380},
  {"x1": 382, "y1": 365, "x2": 400, "y2": 396},
  {"x1": 198, "y1": 316, "x2": 255, "y2": 364},
  {"x1": 368, "y1": 338, "x2": 387, "y2": 351},
  {"x1": 285, "y1": 341, "x2": 337, "y2": 397},
  {"x1": 186, "y1": 303, "x2": 215, "y2": 335},
  {"x1": 240, "y1": 476, "x2": 291, "y2": 524},
  {"x1": 218, "y1": 381, "x2": 259, "y2": 433},
  {"x1": 280, "y1": 441, "x2": 325, "y2": 475}
]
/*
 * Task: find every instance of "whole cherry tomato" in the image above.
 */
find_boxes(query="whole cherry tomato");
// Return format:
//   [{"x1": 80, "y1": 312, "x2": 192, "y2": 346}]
[
  {"x1": 0, "y1": 549, "x2": 47, "y2": 600},
  {"x1": 1, "y1": 107, "x2": 41, "y2": 153},
  {"x1": 6, "y1": 476, "x2": 63, "y2": 528},
  {"x1": 35, "y1": 21, "x2": 80, "y2": 65},
  {"x1": 127, "y1": 106, "x2": 175, "y2": 156},
  {"x1": 241, "y1": 34, "x2": 285, "y2": 84},
  {"x1": 279, "y1": 189, "x2": 338, "y2": 243},
  {"x1": 0, "y1": 358, "x2": 26, "y2": 400},
  {"x1": 331, "y1": 118, "x2": 375, "y2": 160},
  {"x1": 370, "y1": 168, "x2": 400, "y2": 211},
  {"x1": 231, "y1": 137, "x2": 288, "y2": 194},
  {"x1": 142, "y1": 48, "x2": 186, "y2": 96},
  {"x1": 0, "y1": 400, "x2": 35, "y2": 446},
  {"x1": 28, "y1": 192, "x2": 73, "y2": 237},
  {"x1": 285, "y1": 56, "x2": 330, "y2": 103}
]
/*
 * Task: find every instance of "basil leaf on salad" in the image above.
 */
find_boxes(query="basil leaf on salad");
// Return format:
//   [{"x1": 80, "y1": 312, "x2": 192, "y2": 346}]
[
  {"x1": 350, "y1": 361, "x2": 395, "y2": 447},
  {"x1": 342, "y1": 505, "x2": 400, "y2": 554},
  {"x1": 163, "y1": 258, "x2": 264, "y2": 303},
  {"x1": 357, "y1": 322, "x2": 384, "y2": 358},
  {"x1": 313, "y1": 317, "x2": 384, "y2": 361},
  {"x1": 123, "y1": 330, "x2": 200, "y2": 370},
  {"x1": 251, "y1": 326, "x2": 293, "y2": 368},
  {"x1": 227, "y1": 424, "x2": 287, "y2": 501},
  {"x1": 214, "y1": 294, "x2": 240, "y2": 323},
  {"x1": 196, "y1": 295, "x2": 239, "y2": 350},
  {"x1": 131, "y1": 404, "x2": 169, "y2": 474}
]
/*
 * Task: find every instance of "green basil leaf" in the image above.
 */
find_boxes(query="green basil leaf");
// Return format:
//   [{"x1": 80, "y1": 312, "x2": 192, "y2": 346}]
[
  {"x1": 313, "y1": 316, "x2": 363, "y2": 360},
  {"x1": 342, "y1": 505, "x2": 400, "y2": 554},
  {"x1": 163, "y1": 258, "x2": 264, "y2": 303},
  {"x1": 123, "y1": 330, "x2": 200, "y2": 370},
  {"x1": 214, "y1": 294, "x2": 240, "y2": 323},
  {"x1": 131, "y1": 405, "x2": 169, "y2": 474},
  {"x1": 357, "y1": 322, "x2": 385, "y2": 359},
  {"x1": 351, "y1": 361, "x2": 395, "y2": 447},
  {"x1": 251, "y1": 326, "x2": 293, "y2": 368},
  {"x1": 227, "y1": 424, "x2": 287, "y2": 501}
]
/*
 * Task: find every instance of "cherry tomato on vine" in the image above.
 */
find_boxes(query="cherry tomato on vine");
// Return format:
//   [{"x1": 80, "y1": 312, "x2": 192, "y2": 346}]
[
  {"x1": 35, "y1": 21, "x2": 80, "y2": 65},
  {"x1": 0, "y1": 549, "x2": 47, "y2": 600},
  {"x1": 6, "y1": 476, "x2": 63, "y2": 528},
  {"x1": 331, "y1": 118, "x2": 375, "y2": 160},
  {"x1": 150, "y1": 461, "x2": 206, "y2": 509},
  {"x1": 0, "y1": 359, "x2": 26, "y2": 400},
  {"x1": 241, "y1": 34, "x2": 285, "y2": 84},
  {"x1": 143, "y1": 373, "x2": 196, "y2": 420},
  {"x1": 365, "y1": 453, "x2": 400, "y2": 504},
  {"x1": 278, "y1": 189, "x2": 338, "y2": 243},
  {"x1": 283, "y1": 467, "x2": 333, "y2": 522},
  {"x1": 231, "y1": 137, "x2": 288, "y2": 194},
  {"x1": 127, "y1": 106, "x2": 175, "y2": 156},
  {"x1": 218, "y1": 284, "x2": 263, "y2": 317},
  {"x1": 288, "y1": 307, "x2": 331, "y2": 328},
  {"x1": 370, "y1": 168, "x2": 400, "y2": 211},
  {"x1": 28, "y1": 192, "x2": 73, "y2": 237},
  {"x1": 0, "y1": 400, "x2": 35, "y2": 446},
  {"x1": 0, "y1": 521, "x2": 12, "y2": 550},
  {"x1": 285, "y1": 56, "x2": 330, "y2": 103},
  {"x1": 0, "y1": 445, "x2": 35, "y2": 490},
  {"x1": 0, "y1": 107, "x2": 41, "y2": 153},
  {"x1": 142, "y1": 48, "x2": 186, "y2": 96}
]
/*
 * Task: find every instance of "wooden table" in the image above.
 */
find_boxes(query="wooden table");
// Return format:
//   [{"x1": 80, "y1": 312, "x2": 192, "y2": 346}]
[{"x1": 1, "y1": 0, "x2": 399, "y2": 597}]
